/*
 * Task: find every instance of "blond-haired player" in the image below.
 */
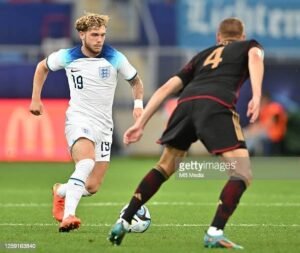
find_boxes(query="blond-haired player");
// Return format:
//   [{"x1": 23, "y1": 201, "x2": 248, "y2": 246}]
[{"x1": 30, "y1": 13, "x2": 144, "y2": 232}]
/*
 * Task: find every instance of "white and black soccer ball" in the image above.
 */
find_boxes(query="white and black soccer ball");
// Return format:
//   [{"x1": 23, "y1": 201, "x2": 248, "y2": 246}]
[{"x1": 119, "y1": 204, "x2": 151, "y2": 233}]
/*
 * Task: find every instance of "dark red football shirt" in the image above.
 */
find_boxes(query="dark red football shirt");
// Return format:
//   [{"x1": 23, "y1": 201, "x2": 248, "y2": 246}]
[{"x1": 176, "y1": 39, "x2": 262, "y2": 108}]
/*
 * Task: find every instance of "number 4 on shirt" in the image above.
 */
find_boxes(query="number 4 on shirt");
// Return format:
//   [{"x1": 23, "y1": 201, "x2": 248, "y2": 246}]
[{"x1": 203, "y1": 47, "x2": 225, "y2": 69}]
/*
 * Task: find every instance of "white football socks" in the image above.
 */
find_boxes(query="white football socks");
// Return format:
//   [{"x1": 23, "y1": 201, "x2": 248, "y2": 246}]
[
  {"x1": 64, "y1": 183, "x2": 84, "y2": 219},
  {"x1": 57, "y1": 184, "x2": 67, "y2": 197},
  {"x1": 57, "y1": 183, "x2": 92, "y2": 197},
  {"x1": 63, "y1": 159, "x2": 95, "y2": 220},
  {"x1": 207, "y1": 226, "x2": 223, "y2": 236}
]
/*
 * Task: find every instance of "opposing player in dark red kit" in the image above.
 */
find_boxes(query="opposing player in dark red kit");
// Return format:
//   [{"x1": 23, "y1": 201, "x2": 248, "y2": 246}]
[{"x1": 109, "y1": 17, "x2": 264, "y2": 249}]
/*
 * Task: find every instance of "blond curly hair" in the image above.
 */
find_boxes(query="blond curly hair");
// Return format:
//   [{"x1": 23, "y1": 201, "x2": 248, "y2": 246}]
[{"x1": 75, "y1": 12, "x2": 109, "y2": 32}]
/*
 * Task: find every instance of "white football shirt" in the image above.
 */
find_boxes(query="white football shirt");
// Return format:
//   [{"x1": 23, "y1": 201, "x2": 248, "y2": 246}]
[{"x1": 46, "y1": 44, "x2": 137, "y2": 132}]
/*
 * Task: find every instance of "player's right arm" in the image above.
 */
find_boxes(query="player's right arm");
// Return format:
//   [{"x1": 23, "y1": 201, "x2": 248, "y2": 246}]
[
  {"x1": 30, "y1": 48, "x2": 67, "y2": 116},
  {"x1": 123, "y1": 76, "x2": 183, "y2": 144},
  {"x1": 29, "y1": 59, "x2": 49, "y2": 116}
]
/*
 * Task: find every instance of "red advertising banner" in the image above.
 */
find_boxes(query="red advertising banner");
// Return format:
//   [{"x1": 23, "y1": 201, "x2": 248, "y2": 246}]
[{"x1": 0, "y1": 99, "x2": 71, "y2": 161}]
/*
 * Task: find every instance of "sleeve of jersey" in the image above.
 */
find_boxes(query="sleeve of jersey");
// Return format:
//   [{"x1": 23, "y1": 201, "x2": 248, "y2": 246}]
[
  {"x1": 249, "y1": 39, "x2": 263, "y2": 50},
  {"x1": 46, "y1": 49, "x2": 70, "y2": 71},
  {"x1": 248, "y1": 39, "x2": 264, "y2": 59},
  {"x1": 175, "y1": 57, "x2": 196, "y2": 87},
  {"x1": 117, "y1": 52, "x2": 137, "y2": 81}
]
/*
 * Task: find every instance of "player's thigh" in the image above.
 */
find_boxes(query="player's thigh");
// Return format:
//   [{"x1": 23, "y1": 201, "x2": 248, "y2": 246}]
[
  {"x1": 156, "y1": 146, "x2": 187, "y2": 177},
  {"x1": 65, "y1": 122, "x2": 96, "y2": 162},
  {"x1": 85, "y1": 161, "x2": 109, "y2": 193},
  {"x1": 222, "y1": 148, "x2": 252, "y2": 185},
  {"x1": 71, "y1": 138, "x2": 95, "y2": 163}
]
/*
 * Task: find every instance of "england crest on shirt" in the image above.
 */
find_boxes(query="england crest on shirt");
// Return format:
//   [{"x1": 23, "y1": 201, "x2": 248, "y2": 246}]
[{"x1": 99, "y1": 66, "x2": 110, "y2": 79}]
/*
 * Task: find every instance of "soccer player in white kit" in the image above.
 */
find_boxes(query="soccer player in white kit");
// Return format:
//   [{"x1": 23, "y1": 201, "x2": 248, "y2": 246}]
[{"x1": 29, "y1": 13, "x2": 144, "y2": 232}]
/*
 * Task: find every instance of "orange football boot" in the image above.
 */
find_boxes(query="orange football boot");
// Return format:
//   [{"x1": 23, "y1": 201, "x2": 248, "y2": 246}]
[
  {"x1": 52, "y1": 183, "x2": 65, "y2": 222},
  {"x1": 59, "y1": 215, "x2": 81, "y2": 232}
]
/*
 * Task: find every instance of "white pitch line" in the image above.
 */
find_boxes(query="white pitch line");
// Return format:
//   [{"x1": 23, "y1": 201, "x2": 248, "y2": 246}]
[
  {"x1": 0, "y1": 223, "x2": 299, "y2": 227},
  {"x1": 0, "y1": 202, "x2": 300, "y2": 207}
]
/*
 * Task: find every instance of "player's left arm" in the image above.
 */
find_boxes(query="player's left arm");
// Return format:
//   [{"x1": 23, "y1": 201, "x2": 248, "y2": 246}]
[
  {"x1": 124, "y1": 76, "x2": 183, "y2": 144},
  {"x1": 128, "y1": 74, "x2": 144, "y2": 121},
  {"x1": 247, "y1": 46, "x2": 264, "y2": 123}
]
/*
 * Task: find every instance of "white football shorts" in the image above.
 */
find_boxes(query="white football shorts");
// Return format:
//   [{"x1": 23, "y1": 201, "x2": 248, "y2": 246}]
[{"x1": 65, "y1": 120, "x2": 113, "y2": 162}]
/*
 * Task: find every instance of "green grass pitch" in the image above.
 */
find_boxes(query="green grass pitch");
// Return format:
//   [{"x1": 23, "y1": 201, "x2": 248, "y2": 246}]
[{"x1": 0, "y1": 157, "x2": 299, "y2": 253}]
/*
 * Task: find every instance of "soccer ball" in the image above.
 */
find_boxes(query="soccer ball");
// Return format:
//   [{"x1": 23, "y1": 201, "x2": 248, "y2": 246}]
[{"x1": 119, "y1": 204, "x2": 151, "y2": 233}]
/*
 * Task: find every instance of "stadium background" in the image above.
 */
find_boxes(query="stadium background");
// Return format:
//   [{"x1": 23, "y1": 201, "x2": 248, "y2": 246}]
[
  {"x1": 0, "y1": 0, "x2": 300, "y2": 161},
  {"x1": 0, "y1": 1, "x2": 300, "y2": 253}
]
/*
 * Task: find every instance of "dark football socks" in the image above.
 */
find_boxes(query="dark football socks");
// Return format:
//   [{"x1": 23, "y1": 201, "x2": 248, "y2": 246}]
[
  {"x1": 211, "y1": 177, "x2": 247, "y2": 230},
  {"x1": 122, "y1": 168, "x2": 167, "y2": 223}
]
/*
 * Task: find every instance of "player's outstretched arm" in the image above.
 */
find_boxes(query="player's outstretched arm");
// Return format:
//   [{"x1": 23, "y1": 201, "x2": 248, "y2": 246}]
[
  {"x1": 247, "y1": 47, "x2": 264, "y2": 123},
  {"x1": 123, "y1": 76, "x2": 183, "y2": 145},
  {"x1": 29, "y1": 59, "x2": 49, "y2": 116}
]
